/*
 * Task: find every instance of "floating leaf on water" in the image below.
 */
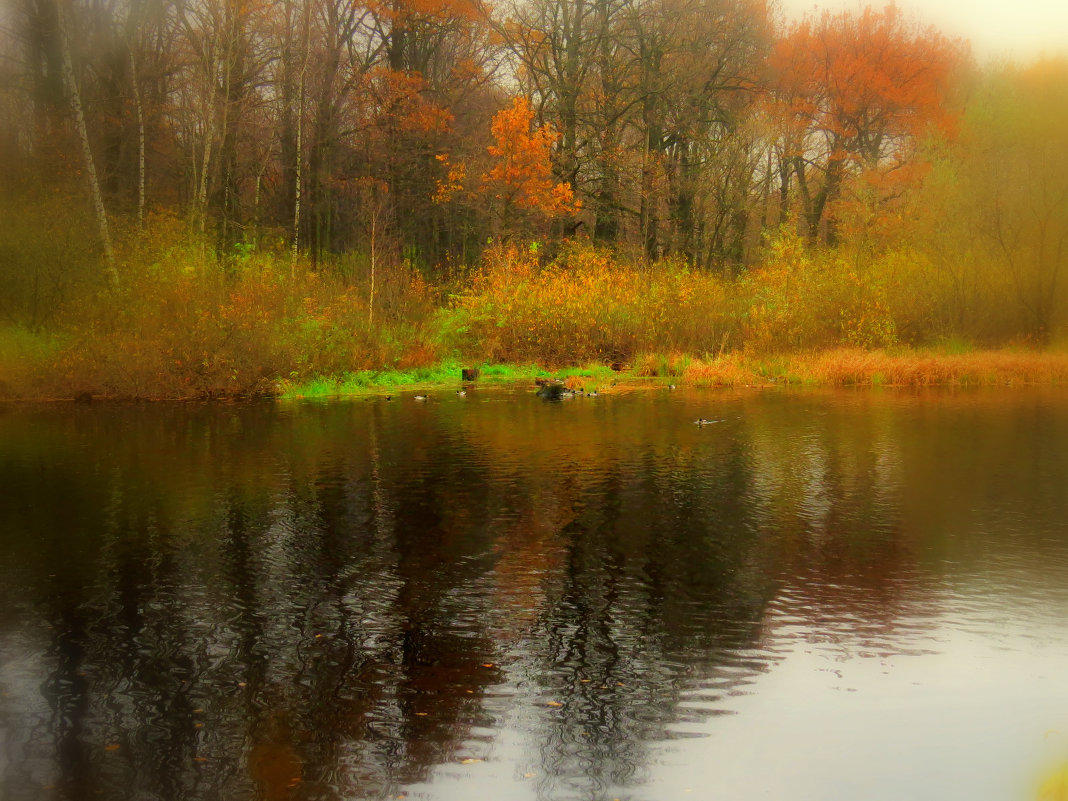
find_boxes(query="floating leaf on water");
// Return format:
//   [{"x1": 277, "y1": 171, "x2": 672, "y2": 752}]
[
  {"x1": 545, "y1": 701, "x2": 563, "y2": 707},
  {"x1": 460, "y1": 758, "x2": 483, "y2": 765},
  {"x1": 105, "y1": 744, "x2": 120, "y2": 752}
]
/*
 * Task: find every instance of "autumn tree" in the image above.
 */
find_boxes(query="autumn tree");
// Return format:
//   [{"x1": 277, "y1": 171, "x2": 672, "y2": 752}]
[
  {"x1": 497, "y1": 0, "x2": 768, "y2": 262},
  {"x1": 300, "y1": 0, "x2": 371, "y2": 261},
  {"x1": 481, "y1": 96, "x2": 578, "y2": 237},
  {"x1": 269, "y1": 0, "x2": 497, "y2": 266},
  {"x1": 768, "y1": 5, "x2": 962, "y2": 243},
  {"x1": 496, "y1": 0, "x2": 606, "y2": 239},
  {"x1": 179, "y1": 0, "x2": 273, "y2": 247},
  {"x1": 622, "y1": 0, "x2": 768, "y2": 264}
]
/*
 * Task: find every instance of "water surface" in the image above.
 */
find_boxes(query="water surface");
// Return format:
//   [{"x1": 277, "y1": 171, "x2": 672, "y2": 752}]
[{"x1": 2, "y1": 387, "x2": 1068, "y2": 800}]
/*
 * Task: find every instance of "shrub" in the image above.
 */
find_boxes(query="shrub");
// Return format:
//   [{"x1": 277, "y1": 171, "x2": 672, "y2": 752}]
[
  {"x1": 37, "y1": 214, "x2": 442, "y2": 398},
  {"x1": 444, "y1": 241, "x2": 738, "y2": 365},
  {"x1": 739, "y1": 228, "x2": 898, "y2": 352}
]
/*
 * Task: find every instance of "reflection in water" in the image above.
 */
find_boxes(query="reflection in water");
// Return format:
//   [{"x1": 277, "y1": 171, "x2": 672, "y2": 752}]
[{"x1": 1, "y1": 389, "x2": 1068, "y2": 801}]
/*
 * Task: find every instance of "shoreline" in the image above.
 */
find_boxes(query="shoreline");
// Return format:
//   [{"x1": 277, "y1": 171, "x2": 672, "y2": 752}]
[
  {"x1": 7, "y1": 347, "x2": 1064, "y2": 403},
  {"x1": 278, "y1": 348, "x2": 1068, "y2": 398}
]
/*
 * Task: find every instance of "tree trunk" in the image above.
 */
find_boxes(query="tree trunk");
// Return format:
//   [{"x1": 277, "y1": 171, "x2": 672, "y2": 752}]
[
  {"x1": 129, "y1": 46, "x2": 146, "y2": 229},
  {"x1": 368, "y1": 207, "x2": 377, "y2": 329},
  {"x1": 640, "y1": 104, "x2": 660, "y2": 261},
  {"x1": 291, "y1": 0, "x2": 310, "y2": 274},
  {"x1": 196, "y1": 43, "x2": 216, "y2": 239},
  {"x1": 57, "y1": 0, "x2": 118, "y2": 286}
]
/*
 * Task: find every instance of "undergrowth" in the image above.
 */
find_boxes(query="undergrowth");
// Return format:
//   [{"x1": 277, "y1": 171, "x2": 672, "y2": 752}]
[{"x1": 2, "y1": 203, "x2": 1067, "y2": 400}]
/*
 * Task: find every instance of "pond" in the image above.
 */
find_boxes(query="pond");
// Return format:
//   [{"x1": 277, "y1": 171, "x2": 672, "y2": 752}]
[{"x1": 2, "y1": 387, "x2": 1068, "y2": 801}]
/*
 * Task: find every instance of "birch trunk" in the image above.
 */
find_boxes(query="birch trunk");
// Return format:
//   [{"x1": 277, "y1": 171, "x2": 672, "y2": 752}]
[
  {"x1": 196, "y1": 50, "x2": 216, "y2": 238},
  {"x1": 57, "y1": 0, "x2": 118, "y2": 286},
  {"x1": 129, "y1": 46, "x2": 146, "y2": 229},
  {"x1": 291, "y1": 0, "x2": 311, "y2": 274},
  {"x1": 368, "y1": 207, "x2": 376, "y2": 328}
]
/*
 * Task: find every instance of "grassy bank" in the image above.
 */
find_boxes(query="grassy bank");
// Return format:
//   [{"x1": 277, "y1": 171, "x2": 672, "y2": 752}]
[
  {"x1": 279, "y1": 362, "x2": 622, "y2": 398},
  {"x1": 279, "y1": 349, "x2": 1068, "y2": 399}
]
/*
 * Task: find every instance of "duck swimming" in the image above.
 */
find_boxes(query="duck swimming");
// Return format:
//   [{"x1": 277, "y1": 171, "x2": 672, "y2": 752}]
[
  {"x1": 414, "y1": 395, "x2": 428, "y2": 401},
  {"x1": 694, "y1": 418, "x2": 720, "y2": 426}
]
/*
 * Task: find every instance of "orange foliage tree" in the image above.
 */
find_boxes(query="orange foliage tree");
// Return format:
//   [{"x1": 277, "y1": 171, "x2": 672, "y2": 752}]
[
  {"x1": 769, "y1": 5, "x2": 964, "y2": 242},
  {"x1": 481, "y1": 96, "x2": 578, "y2": 237}
]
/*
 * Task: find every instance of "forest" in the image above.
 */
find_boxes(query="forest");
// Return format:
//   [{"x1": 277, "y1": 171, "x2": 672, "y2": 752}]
[{"x1": 1, "y1": 0, "x2": 1067, "y2": 398}]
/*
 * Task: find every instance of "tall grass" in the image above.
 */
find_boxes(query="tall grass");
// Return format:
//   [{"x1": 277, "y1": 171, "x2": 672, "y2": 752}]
[
  {"x1": 788, "y1": 348, "x2": 1068, "y2": 386},
  {"x1": 673, "y1": 349, "x2": 1068, "y2": 388}
]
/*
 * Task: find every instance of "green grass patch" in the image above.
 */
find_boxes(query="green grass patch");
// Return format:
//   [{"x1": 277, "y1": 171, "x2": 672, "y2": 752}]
[
  {"x1": 283, "y1": 360, "x2": 463, "y2": 397},
  {"x1": 279, "y1": 360, "x2": 630, "y2": 398},
  {"x1": 475, "y1": 363, "x2": 551, "y2": 381}
]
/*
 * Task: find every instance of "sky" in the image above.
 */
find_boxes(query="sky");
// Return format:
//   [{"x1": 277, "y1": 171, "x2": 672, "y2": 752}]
[{"x1": 777, "y1": 0, "x2": 1068, "y2": 63}]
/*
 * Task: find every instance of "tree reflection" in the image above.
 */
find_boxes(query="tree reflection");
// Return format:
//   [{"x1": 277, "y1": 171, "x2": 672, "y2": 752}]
[{"x1": 2, "y1": 391, "x2": 1066, "y2": 800}]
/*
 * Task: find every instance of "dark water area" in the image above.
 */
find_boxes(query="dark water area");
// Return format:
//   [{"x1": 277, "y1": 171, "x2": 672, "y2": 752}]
[{"x1": 2, "y1": 387, "x2": 1068, "y2": 801}]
